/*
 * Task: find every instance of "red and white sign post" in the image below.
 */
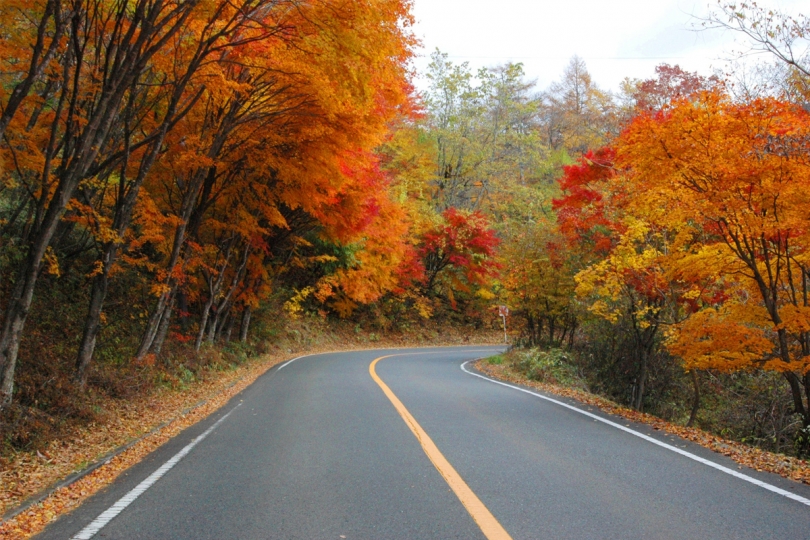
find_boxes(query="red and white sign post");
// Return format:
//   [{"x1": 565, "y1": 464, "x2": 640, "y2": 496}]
[{"x1": 498, "y1": 305, "x2": 509, "y2": 344}]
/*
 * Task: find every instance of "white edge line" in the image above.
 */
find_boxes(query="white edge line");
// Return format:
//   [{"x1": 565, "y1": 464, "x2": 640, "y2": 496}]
[
  {"x1": 70, "y1": 405, "x2": 241, "y2": 540},
  {"x1": 460, "y1": 360, "x2": 810, "y2": 507},
  {"x1": 277, "y1": 355, "x2": 306, "y2": 371}
]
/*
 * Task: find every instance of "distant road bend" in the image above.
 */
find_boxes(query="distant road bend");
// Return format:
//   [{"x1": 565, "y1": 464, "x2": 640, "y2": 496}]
[{"x1": 35, "y1": 346, "x2": 810, "y2": 539}]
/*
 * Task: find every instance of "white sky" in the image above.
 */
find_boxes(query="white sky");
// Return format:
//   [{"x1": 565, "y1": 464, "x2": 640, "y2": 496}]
[{"x1": 409, "y1": 0, "x2": 806, "y2": 93}]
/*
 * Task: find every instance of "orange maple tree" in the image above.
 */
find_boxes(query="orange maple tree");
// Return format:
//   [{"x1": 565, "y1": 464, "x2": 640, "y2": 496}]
[{"x1": 618, "y1": 90, "x2": 810, "y2": 447}]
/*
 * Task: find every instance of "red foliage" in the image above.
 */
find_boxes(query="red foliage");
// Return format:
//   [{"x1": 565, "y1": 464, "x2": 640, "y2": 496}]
[
  {"x1": 419, "y1": 208, "x2": 501, "y2": 288},
  {"x1": 634, "y1": 64, "x2": 721, "y2": 112},
  {"x1": 393, "y1": 244, "x2": 426, "y2": 293},
  {"x1": 552, "y1": 147, "x2": 621, "y2": 257}
]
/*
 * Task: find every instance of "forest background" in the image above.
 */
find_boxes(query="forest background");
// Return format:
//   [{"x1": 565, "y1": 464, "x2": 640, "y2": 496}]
[{"x1": 1, "y1": 0, "x2": 810, "y2": 472}]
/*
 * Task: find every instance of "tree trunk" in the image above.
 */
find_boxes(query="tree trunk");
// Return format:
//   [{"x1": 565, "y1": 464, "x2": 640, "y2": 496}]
[
  {"x1": 559, "y1": 326, "x2": 569, "y2": 348},
  {"x1": 0, "y1": 0, "x2": 67, "y2": 142},
  {"x1": 195, "y1": 295, "x2": 215, "y2": 352},
  {"x1": 214, "y1": 304, "x2": 234, "y2": 343},
  {"x1": 240, "y1": 307, "x2": 251, "y2": 343},
  {"x1": 634, "y1": 351, "x2": 648, "y2": 411},
  {"x1": 177, "y1": 290, "x2": 190, "y2": 332},
  {"x1": 567, "y1": 320, "x2": 577, "y2": 349},
  {"x1": 784, "y1": 371, "x2": 808, "y2": 422},
  {"x1": 0, "y1": 203, "x2": 68, "y2": 404},
  {"x1": 206, "y1": 306, "x2": 219, "y2": 344},
  {"x1": 136, "y1": 290, "x2": 172, "y2": 360},
  {"x1": 686, "y1": 369, "x2": 700, "y2": 427},
  {"x1": 222, "y1": 313, "x2": 235, "y2": 343},
  {"x1": 151, "y1": 294, "x2": 174, "y2": 360},
  {"x1": 74, "y1": 261, "x2": 111, "y2": 387}
]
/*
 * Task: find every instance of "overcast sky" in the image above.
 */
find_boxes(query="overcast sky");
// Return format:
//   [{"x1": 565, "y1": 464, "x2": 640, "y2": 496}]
[{"x1": 409, "y1": 0, "x2": 806, "y2": 92}]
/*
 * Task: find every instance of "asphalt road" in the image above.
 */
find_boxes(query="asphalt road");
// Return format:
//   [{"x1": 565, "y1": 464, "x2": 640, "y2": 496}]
[{"x1": 35, "y1": 346, "x2": 810, "y2": 539}]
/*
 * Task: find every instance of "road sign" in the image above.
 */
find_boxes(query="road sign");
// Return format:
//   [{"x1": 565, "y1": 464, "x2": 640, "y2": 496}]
[{"x1": 498, "y1": 306, "x2": 509, "y2": 343}]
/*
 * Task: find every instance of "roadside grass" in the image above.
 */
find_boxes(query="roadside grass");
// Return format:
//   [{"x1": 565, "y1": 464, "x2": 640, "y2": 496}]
[
  {"x1": 485, "y1": 354, "x2": 503, "y2": 365},
  {"x1": 511, "y1": 348, "x2": 587, "y2": 390}
]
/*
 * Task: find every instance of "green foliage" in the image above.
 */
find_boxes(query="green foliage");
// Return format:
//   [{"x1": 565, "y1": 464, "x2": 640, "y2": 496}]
[
  {"x1": 423, "y1": 50, "x2": 549, "y2": 212},
  {"x1": 511, "y1": 348, "x2": 585, "y2": 389},
  {"x1": 486, "y1": 354, "x2": 504, "y2": 365}
]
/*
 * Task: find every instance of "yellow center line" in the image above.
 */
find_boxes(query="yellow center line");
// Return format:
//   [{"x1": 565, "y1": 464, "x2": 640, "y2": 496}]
[{"x1": 369, "y1": 352, "x2": 513, "y2": 540}]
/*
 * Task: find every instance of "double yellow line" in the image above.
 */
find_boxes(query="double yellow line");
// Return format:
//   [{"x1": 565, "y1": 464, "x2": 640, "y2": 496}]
[{"x1": 369, "y1": 353, "x2": 513, "y2": 540}]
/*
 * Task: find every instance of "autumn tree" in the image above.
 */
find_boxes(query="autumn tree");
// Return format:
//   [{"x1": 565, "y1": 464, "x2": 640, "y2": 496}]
[
  {"x1": 0, "y1": 0, "x2": 69, "y2": 142},
  {"x1": 129, "y1": 0, "x2": 415, "y2": 359},
  {"x1": 500, "y1": 222, "x2": 577, "y2": 348},
  {"x1": 418, "y1": 208, "x2": 499, "y2": 304},
  {"x1": 542, "y1": 56, "x2": 617, "y2": 155},
  {"x1": 706, "y1": 3, "x2": 809, "y2": 105},
  {"x1": 0, "y1": 0, "x2": 212, "y2": 404},
  {"x1": 627, "y1": 64, "x2": 721, "y2": 113},
  {"x1": 618, "y1": 90, "x2": 810, "y2": 448},
  {"x1": 73, "y1": 0, "x2": 298, "y2": 383},
  {"x1": 707, "y1": 2, "x2": 809, "y2": 79}
]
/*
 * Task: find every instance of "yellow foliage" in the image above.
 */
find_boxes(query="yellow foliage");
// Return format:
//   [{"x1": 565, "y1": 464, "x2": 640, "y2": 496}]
[
  {"x1": 778, "y1": 305, "x2": 810, "y2": 335},
  {"x1": 413, "y1": 295, "x2": 434, "y2": 319},
  {"x1": 666, "y1": 306, "x2": 774, "y2": 371},
  {"x1": 476, "y1": 288, "x2": 496, "y2": 301},
  {"x1": 87, "y1": 260, "x2": 104, "y2": 279},
  {"x1": 283, "y1": 287, "x2": 313, "y2": 318},
  {"x1": 43, "y1": 247, "x2": 60, "y2": 277}
]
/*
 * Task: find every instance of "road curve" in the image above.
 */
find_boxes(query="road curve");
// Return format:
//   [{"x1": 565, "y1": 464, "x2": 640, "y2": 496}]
[{"x1": 35, "y1": 346, "x2": 810, "y2": 539}]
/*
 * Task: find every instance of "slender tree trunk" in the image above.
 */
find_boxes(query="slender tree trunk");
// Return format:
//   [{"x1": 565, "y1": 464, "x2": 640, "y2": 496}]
[
  {"x1": 634, "y1": 351, "x2": 648, "y2": 411},
  {"x1": 74, "y1": 260, "x2": 111, "y2": 386},
  {"x1": 177, "y1": 290, "x2": 190, "y2": 332},
  {"x1": 536, "y1": 318, "x2": 543, "y2": 348},
  {"x1": 75, "y1": 82, "x2": 190, "y2": 379},
  {"x1": 559, "y1": 327, "x2": 569, "y2": 348},
  {"x1": 151, "y1": 294, "x2": 175, "y2": 360},
  {"x1": 784, "y1": 371, "x2": 808, "y2": 422},
  {"x1": 567, "y1": 320, "x2": 577, "y2": 349},
  {"x1": 222, "y1": 313, "x2": 235, "y2": 343},
  {"x1": 137, "y1": 96, "x2": 244, "y2": 358},
  {"x1": 526, "y1": 315, "x2": 535, "y2": 347},
  {"x1": 0, "y1": 0, "x2": 67, "y2": 142},
  {"x1": 206, "y1": 306, "x2": 219, "y2": 344},
  {"x1": 239, "y1": 307, "x2": 251, "y2": 343},
  {"x1": 136, "y1": 290, "x2": 172, "y2": 359},
  {"x1": 686, "y1": 369, "x2": 700, "y2": 427},
  {"x1": 214, "y1": 304, "x2": 233, "y2": 343},
  {"x1": 195, "y1": 295, "x2": 215, "y2": 352},
  {"x1": 0, "y1": 199, "x2": 71, "y2": 404}
]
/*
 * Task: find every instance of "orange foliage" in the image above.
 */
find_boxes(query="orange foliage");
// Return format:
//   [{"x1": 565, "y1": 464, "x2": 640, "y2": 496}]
[{"x1": 617, "y1": 89, "x2": 810, "y2": 431}]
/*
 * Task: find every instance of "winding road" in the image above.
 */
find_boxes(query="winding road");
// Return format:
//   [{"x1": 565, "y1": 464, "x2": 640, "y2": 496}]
[{"x1": 36, "y1": 346, "x2": 810, "y2": 539}]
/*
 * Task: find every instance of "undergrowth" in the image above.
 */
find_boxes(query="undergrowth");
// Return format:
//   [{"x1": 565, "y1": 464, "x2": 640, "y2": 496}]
[{"x1": 499, "y1": 346, "x2": 804, "y2": 456}]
